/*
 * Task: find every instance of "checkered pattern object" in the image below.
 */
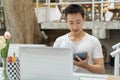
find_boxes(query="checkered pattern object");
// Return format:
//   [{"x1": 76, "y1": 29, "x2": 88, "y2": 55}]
[{"x1": 7, "y1": 58, "x2": 20, "y2": 80}]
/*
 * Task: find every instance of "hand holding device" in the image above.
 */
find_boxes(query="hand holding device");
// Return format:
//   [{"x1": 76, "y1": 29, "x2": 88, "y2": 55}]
[{"x1": 73, "y1": 52, "x2": 87, "y2": 61}]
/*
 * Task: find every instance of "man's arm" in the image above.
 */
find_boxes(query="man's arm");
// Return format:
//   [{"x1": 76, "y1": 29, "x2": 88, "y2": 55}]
[
  {"x1": 74, "y1": 55, "x2": 105, "y2": 74},
  {"x1": 85, "y1": 58, "x2": 105, "y2": 74}
]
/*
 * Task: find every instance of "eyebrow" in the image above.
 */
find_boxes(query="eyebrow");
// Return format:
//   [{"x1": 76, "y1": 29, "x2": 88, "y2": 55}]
[
  {"x1": 76, "y1": 19, "x2": 80, "y2": 22},
  {"x1": 68, "y1": 19, "x2": 80, "y2": 22},
  {"x1": 68, "y1": 21, "x2": 73, "y2": 23}
]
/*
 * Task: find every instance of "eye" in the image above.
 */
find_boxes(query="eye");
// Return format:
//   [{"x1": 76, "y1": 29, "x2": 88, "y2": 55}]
[
  {"x1": 77, "y1": 22, "x2": 80, "y2": 24},
  {"x1": 69, "y1": 22, "x2": 73, "y2": 25}
]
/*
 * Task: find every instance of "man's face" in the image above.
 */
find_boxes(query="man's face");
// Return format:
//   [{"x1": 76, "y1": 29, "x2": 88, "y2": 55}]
[{"x1": 66, "y1": 13, "x2": 85, "y2": 34}]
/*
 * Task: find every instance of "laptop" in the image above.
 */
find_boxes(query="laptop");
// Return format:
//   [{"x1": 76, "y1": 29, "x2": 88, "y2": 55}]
[
  {"x1": 19, "y1": 47, "x2": 73, "y2": 80},
  {"x1": 8, "y1": 44, "x2": 46, "y2": 57}
]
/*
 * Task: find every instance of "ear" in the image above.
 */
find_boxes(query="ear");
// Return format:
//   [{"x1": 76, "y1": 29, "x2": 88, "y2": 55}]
[
  {"x1": 84, "y1": 15, "x2": 86, "y2": 21},
  {"x1": 65, "y1": 18, "x2": 67, "y2": 22}
]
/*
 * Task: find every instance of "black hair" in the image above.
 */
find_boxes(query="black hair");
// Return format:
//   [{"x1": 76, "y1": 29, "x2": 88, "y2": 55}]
[{"x1": 63, "y1": 4, "x2": 85, "y2": 19}]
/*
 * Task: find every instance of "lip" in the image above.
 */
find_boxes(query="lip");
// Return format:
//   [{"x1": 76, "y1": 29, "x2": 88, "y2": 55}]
[{"x1": 72, "y1": 30, "x2": 79, "y2": 32}]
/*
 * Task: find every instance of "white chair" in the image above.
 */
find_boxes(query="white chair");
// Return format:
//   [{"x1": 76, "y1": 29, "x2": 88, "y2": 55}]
[{"x1": 110, "y1": 42, "x2": 120, "y2": 76}]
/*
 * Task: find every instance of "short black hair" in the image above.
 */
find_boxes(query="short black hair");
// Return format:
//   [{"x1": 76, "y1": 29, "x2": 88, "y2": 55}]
[{"x1": 63, "y1": 4, "x2": 85, "y2": 19}]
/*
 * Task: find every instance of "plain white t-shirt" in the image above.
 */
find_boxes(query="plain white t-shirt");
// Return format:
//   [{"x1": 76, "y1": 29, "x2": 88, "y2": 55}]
[{"x1": 53, "y1": 33, "x2": 103, "y2": 73}]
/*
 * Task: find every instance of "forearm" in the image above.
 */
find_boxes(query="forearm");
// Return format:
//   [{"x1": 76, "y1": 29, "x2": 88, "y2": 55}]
[
  {"x1": 74, "y1": 56, "x2": 105, "y2": 74},
  {"x1": 85, "y1": 64, "x2": 105, "y2": 74}
]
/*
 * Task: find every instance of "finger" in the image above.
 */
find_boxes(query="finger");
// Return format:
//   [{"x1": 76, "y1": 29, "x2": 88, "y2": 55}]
[
  {"x1": 73, "y1": 60, "x2": 79, "y2": 66},
  {"x1": 76, "y1": 55, "x2": 82, "y2": 61},
  {"x1": 83, "y1": 53, "x2": 89, "y2": 61},
  {"x1": 86, "y1": 54, "x2": 89, "y2": 59},
  {"x1": 73, "y1": 60, "x2": 76, "y2": 65}
]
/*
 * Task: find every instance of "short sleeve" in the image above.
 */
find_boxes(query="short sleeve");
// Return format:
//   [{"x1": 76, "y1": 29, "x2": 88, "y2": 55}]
[
  {"x1": 53, "y1": 38, "x2": 60, "y2": 47},
  {"x1": 93, "y1": 39, "x2": 103, "y2": 58}
]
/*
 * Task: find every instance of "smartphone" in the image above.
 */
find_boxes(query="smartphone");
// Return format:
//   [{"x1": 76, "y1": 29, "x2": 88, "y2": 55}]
[{"x1": 73, "y1": 52, "x2": 87, "y2": 61}]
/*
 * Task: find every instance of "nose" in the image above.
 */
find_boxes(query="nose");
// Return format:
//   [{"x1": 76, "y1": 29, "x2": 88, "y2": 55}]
[{"x1": 73, "y1": 24, "x2": 77, "y2": 29}]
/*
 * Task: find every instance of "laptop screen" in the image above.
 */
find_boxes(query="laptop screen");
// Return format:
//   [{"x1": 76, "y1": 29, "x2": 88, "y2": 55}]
[{"x1": 19, "y1": 47, "x2": 73, "y2": 80}]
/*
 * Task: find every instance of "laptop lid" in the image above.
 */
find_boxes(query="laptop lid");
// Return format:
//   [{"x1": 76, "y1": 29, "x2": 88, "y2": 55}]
[
  {"x1": 19, "y1": 47, "x2": 73, "y2": 80},
  {"x1": 8, "y1": 44, "x2": 46, "y2": 56}
]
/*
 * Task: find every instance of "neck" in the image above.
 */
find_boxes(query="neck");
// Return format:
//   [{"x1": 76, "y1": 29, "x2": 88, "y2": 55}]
[{"x1": 69, "y1": 31, "x2": 86, "y2": 42}]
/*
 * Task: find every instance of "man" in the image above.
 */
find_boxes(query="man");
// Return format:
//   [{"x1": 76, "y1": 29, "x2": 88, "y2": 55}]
[{"x1": 53, "y1": 4, "x2": 105, "y2": 74}]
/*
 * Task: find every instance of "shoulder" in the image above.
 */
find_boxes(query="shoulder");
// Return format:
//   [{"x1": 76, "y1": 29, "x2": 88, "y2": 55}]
[
  {"x1": 53, "y1": 34, "x2": 68, "y2": 47},
  {"x1": 55, "y1": 34, "x2": 68, "y2": 41},
  {"x1": 85, "y1": 33, "x2": 101, "y2": 46},
  {"x1": 86, "y1": 33, "x2": 100, "y2": 42}
]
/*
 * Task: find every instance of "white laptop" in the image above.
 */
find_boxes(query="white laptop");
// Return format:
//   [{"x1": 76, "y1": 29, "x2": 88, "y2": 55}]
[
  {"x1": 0, "y1": 44, "x2": 46, "y2": 64},
  {"x1": 8, "y1": 44, "x2": 46, "y2": 56},
  {"x1": 19, "y1": 47, "x2": 73, "y2": 80}
]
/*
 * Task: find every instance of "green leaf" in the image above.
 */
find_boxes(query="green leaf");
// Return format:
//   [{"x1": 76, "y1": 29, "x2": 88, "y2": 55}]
[{"x1": 0, "y1": 39, "x2": 11, "y2": 58}]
